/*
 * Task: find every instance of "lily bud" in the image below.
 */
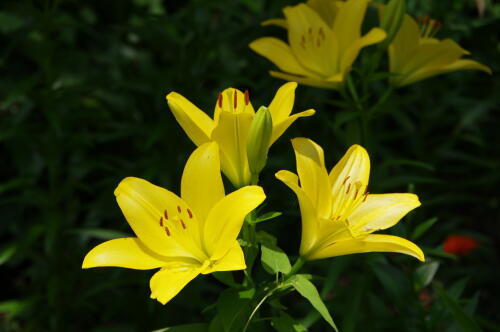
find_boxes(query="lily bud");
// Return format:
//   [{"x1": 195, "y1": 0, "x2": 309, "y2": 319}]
[
  {"x1": 379, "y1": 0, "x2": 406, "y2": 48},
  {"x1": 247, "y1": 106, "x2": 273, "y2": 175}
]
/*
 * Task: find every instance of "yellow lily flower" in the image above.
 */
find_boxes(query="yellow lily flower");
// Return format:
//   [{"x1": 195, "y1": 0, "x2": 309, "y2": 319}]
[
  {"x1": 383, "y1": 10, "x2": 492, "y2": 86},
  {"x1": 276, "y1": 138, "x2": 424, "y2": 261},
  {"x1": 249, "y1": 0, "x2": 386, "y2": 89},
  {"x1": 82, "y1": 142, "x2": 266, "y2": 305},
  {"x1": 166, "y1": 82, "x2": 315, "y2": 188}
]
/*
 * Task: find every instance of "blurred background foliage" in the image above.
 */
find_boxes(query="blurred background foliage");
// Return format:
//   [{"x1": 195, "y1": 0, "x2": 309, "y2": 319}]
[{"x1": 0, "y1": 0, "x2": 499, "y2": 331}]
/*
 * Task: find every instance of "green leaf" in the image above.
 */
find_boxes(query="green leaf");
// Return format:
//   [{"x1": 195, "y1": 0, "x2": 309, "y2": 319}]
[
  {"x1": 411, "y1": 217, "x2": 438, "y2": 241},
  {"x1": 250, "y1": 211, "x2": 282, "y2": 224},
  {"x1": 433, "y1": 282, "x2": 482, "y2": 332},
  {"x1": 415, "y1": 261, "x2": 439, "y2": 290},
  {"x1": 152, "y1": 323, "x2": 207, "y2": 332},
  {"x1": 261, "y1": 243, "x2": 291, "y2": 275},
  {"x1": 271, "y1": 312, "x2": 308, "y2": 332},
  {"x1": 289, "y1": 274, "x2": 338, "y2": 331},
  {"x1": 216, "y1": 289, "x2": 253, "y2": 332},
  {"x1": 0, "y1": 245, "x2": 17, "y2": 265}
]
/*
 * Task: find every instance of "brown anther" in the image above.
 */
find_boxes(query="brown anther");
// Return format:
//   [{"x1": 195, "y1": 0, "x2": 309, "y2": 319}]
[
  {"x1": 244, "y1": 90, "x2": 250, "y2": 106},
  {"x1": 362, "y1": 192, "x2": 369, "y2": 202},
  {"x1": 165, "y1": 226, "x2": 171, "y2": 236},
  {"x1": 346, "y1": 183, "x2": 351, "y2": 194},
  {"x1": 316, "y1": 39, "x2": 321, "y2": 47},
  {"x1": 159, "y1": 216, "x2": 163, "y2": 227},
  {"x1": 217, "y1": 93, "x2": 223, "y2": 108},
  {"x1": 180, "y1": 219, "x2": 186, "y2": 229},
  {"x1": 308, "y1": 27, "x2": 312, "y2": 34},
  {"x1": 164, "y1": 209, "x2": 168, "y2": 219},
  {"x1": 354, "y1": 188, "x2": 359, "y2": 200},
  {"x1": 423, "y1": 15, "x2": 430, "y2": 25},
  {"x1": 233, "y1": 90, "x2": 237, "y2": 108},
  {"x1": 342, "y1": 176, "x2": 350, "y2": 185},
  {"x1": 177, "y1": 206, "x2": 181, "y2": 213},
  {"x1": 319, "y1": 27, "x2": 325, "y2": 39},
  {"x1": 187, "y1": 208, "x2": 193, "y2": 219}
]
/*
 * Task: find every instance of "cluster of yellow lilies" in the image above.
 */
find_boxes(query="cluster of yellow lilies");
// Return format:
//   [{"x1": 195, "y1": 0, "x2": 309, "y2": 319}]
[{"x1": 83, "y1": 0, "x2": 490, "y2": 305}]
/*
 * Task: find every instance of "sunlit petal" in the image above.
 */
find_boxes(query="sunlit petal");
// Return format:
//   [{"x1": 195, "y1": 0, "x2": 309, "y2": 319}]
[
  {"x1": 270, "y1": 71, "x2": 339, "y2": 89},
  {"x1": 166, "y1": 92, "x2": 214, "y2": 146},
  {"x1": 329, "y1": 144, "x2": 370, "y2": 199},
  {"x1": 268, "y1": 82, "x2": 298, "y2": 124},
  {"x1": 340, "y1": 28, "x2": 386, "y2": 73},
  {"x1": 271, "y1": 109, "x2": 315, "y2": 145},
  {"x1": 332, "y1": 0, "x2": 368, "y2": 51},
  {"x1": 150, "y1": 263, "x2": 202, "y2": 305},
  {"x1": 204, "y1": 241, "x2": 246, "y2": 274},
  {"x1": 181, "y1": 142, "x2": 224, "y2": 224}
]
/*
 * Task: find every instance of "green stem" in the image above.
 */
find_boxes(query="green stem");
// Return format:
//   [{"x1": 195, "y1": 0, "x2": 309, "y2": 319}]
[
  {"x1": 287, "y1": 256, "x2": 306, "y2": 278},
  {"x1": 243, "y1": 285, "x2": 279, "y2": 332}
]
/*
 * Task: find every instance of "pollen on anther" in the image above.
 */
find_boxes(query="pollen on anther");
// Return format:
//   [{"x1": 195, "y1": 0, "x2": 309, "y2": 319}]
[
  {"x1": 342, "y1": 176, "x2": 350, "y2": 185},
  {"x1": 346, "y1": 183, "x2": 352, "y2": 194},
  {"x1": 187, "y1": 208, "x2": 193, "y2": 219},
  {"x1": 362, "y1": 192, "x2": 370, "y2": 202},
  {"x1": 233, "y1": 90, "x2": 238, "y2": 108},
  {"x1": 159, "y1": 216, "x2": 163, "y2": 227},
  {"x1": 244, "y1": 90, "x2": 250, "y2": 105},
  {"x1": 180, "y1": 219, "x2": 186, "y2": 229},
  {"x1": 217, "y1": 93, "x2": 223, "y2": 108},
  {"x1": 177, "y1": 206, "x2": 181, "y2": 213},
  {"x1": 164, "y1": 210, "x2": 168, "y2": 219},
  {"x1": 165, "y1": 226, "x2": 171, "y2": 236}
]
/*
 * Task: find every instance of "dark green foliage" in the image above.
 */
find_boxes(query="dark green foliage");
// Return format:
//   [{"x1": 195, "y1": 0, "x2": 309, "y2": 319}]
[{"x1": 1, "y1": 0, "x2": 499, "y2": 331}]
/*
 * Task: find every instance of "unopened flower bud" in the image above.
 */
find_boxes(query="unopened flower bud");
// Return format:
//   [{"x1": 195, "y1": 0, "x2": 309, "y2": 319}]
[
  {"x1": 380, "y1": 0, "x2": 406, "y2": 48},
  {"x1": 247, "y1": 106, "x2": 273, "y2": 175}
]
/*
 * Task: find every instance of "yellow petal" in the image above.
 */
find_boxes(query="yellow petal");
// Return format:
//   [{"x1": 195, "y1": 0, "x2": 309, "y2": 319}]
[
  {"x1": 249, "y1": 38, "x2": 314, "y2": 78},
  {"x1": 332, "y1": 0, "x2": 369, "y2": 51},
  {"x1": 83, "y1": 237, "x2": 172, "y2": 270},
  {"x1": 114, "y1": 177, "x2": 207, "y2": 261},
  {"x1": 271, "y1": 109, "x2": 315, "y2": 145},
  {"x1": 349, "y1": 193, "x2": 421, "y2": 234},
  {"x1": 211, "y1": 110, "x2": 253, "y2": 188},
  {"x1": 275, "y1": 170, "x2": 319, "y2": 255},
  {"x1": 203, "y1": 241, "x2": 246, "y2": 274},
  {"x1": 150, "y1": 263, "x2": 202, "y2": 305},
  {"x1": 181, "y1": 142, "x2": 225, "y2": 224},
  {"x1": 261, "y1": 18, "x2": 288, "y2": 29},
  {"x1": 166, "y1": 92, "x2": 215, "y2": 146},
  {"x1": 398, "y1": 58, "x2": 492, "y2": 86},
  {"x1": 329, "y1": 144, "x2": 370, "y2": 200},
  {"x1": 308, "y1": 234, "x2": 425, "y2": 261},
  {"x1": 306, "y1": 0, "x2": 341, "y2": 26},
  {"x1": 283, "y1": 4, "x2": 337, "y2": 75},
  {"x1": 270, "y1": 71, "x2": 339, "y2": 89},
  {"x1": 388, "y1": 14, "x2": 420, "y2": 72},
  {"x1": 268, "y1": 82, "x2": 298, "y2": 124},
  {"x1": 291, "y1": 138, "x2": 332, "y2": 218},
  {"x1": 203, "y1": 186, "x2": 266, "y2": 260},
  {"x1": 340, "y1": 28, "x2": 386, "y2": 73}
]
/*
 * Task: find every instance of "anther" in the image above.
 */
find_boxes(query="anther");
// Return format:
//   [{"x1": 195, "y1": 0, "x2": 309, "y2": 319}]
[
  {"x1": 177, "y1": 206, "x2": 181, "y2": 213},
  {"x1": 244, "y1": 90, "x2": 250, "y2": 106},
  {"x1": 362, "y1": 192, "x2": 369, "y2": 202},
  {"x1": 342, "y1": 176, "x2": 350, "y2": 185},
  {"x1": 319, "y1": 27, "x2": 325, "y2": 40},
  {"x1": 346, "y1": 183, "x2": 351, "y2": 194},
  {"x1": 187, "y1": 208, "x2": 193, "y2": 219},
  {"x1": 164, "y1": 209, "x2": 168, "y2": 219},
  {"x1": 233, "y1": 90, "x2": 237, "y2": 108},
  {"x1": 180, "y1": 219, "x2": 186, "y2": 229},
  {"x1": 354, "y1": 188, "x2": 359, "y2": 200},
  {"x1": 159, "y1": 216, "x2": 163, "y2": 227},
  {"x1": 164, "y1": 226, "x2": 171, "y2": 236},
  {"x1": 217, "y1": 93, "x2": 223, "y2": 108},
  {"x1": 308, "y1": 27, "x2": 312, "y2": 35}
]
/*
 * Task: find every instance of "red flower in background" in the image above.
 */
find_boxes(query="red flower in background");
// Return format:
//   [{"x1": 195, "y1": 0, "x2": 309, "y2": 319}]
[{"x1": 443, "y1": 235, "x2": 479, "y2": 255}]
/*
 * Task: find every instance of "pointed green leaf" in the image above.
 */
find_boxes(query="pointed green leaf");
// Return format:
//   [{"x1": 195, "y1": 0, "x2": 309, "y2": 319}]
[
  {"x1": 271, "y1": 312, "x2": 308, "y2": 332},
  {"x1": 289, "y1": 274, "x2": 337, "y2": 331},
  {"x1": 251, "y1": 211, "x2": 282, "y2": 224},
  {"x1": 411, "y1": 217, "x2": 438, "y2": 241},
  {"x1": 261, "y1": 243, "x2": 291, "y2": 275},
  {"x1": 415, "y1": 261, "x2": 439, "y2": 290}
]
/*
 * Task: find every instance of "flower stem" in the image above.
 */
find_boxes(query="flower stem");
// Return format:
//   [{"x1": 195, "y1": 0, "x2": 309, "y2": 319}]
[{"x1": 287, "y1": 256, "x2": 306, "y2": 278}]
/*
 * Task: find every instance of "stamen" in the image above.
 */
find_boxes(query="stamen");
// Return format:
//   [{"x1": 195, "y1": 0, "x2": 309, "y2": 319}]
[
  {"x1": 164, "y1": 209, "x2": 168, "y2": 219},
  {"x1": 362, "y1": 191, "x2": 369, "y2": 202},
  {"x1": 342, "y1": 176, "x2": 350, "y2": 185},
  {"x1": 217, "y1": 93, "x2": 223, "y2": 108},
  {"x1": 301, "y1": 35, "x2": 306, "y2": 49},
  {"x1": 233, "y1": 90, "x2": 237, "y2": 108},
  {"x1": 346, "y1": 183, "x2": 351, "y2": 194},
  {"x1": 244, "y1": 90, "x2": 250, "y2": 105},
  {"x1": 159, "y1": 216, "x2": 163, "y2": 227},
  {"x1": 354, "y1": 188, "x2": 359, "y2": 200},
  {"x1": 180, "y1": 219, "x2": 186, "y2": 229},
  {"x1": 319, "y1": 27, "x2": 325, "y2": 40},
  {"x1": 165, "y1": 226, "x2": 171, "y2": 236},
  {"x1": 177, "y1": 206, "x2": 181, "y2": 213},
  {"x1": 187, "y1": 208, "x2": 193, "y2": 219},
  {"x1": 308, "y1": 27, "x2": 312, "y2": 35}
]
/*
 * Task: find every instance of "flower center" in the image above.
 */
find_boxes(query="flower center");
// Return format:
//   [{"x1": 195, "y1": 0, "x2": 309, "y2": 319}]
[
  {"x1": 300, "y1": 27, "x2": 326, "y2": 50},
  {"x1": 159, "y1": 206, "x2": 193, "y2": 237},
  {"x1": 217, "y1": 89, "x2": 250, "y2": 114},
  {"x1": 329, "y1": 176, "x2": 368, "y2": 223},
  {"x1": 418, "y1": 15, "x2": 442, "y2": 39}
]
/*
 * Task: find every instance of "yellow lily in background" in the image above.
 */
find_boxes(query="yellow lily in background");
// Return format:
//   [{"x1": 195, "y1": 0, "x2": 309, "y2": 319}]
[
  {"x1": 249, "y1": 0, "x2": 386, "y2": 89},
  {"x1": 382, "y1": 9, "x2": 492, "y2": 86},
  {"x1": 166, "y1": 82, "x2": 315, "y2": 188},
  {"x1": 82, "y1": 142, "x2": 266, "y2": 305},
  {"x1": 276, "y1": 138, "x2": 424, "y2": 261}
]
